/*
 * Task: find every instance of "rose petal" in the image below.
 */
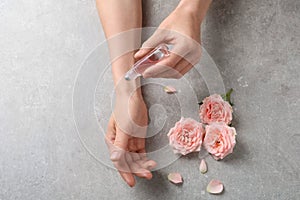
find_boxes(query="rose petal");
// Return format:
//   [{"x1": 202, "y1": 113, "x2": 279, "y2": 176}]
[
  {"x1": 168, "y1": 173, "x2": 183, "y2": 184},
  {"x1": 199, "y1": 159, "x2": 207, "y2": 174},
  {"x1": 207, "y1": 179, "x2": 224, "y2": 194},
  {"x1": 164, "y1": 86, "x2": 177, "y2": 94}
]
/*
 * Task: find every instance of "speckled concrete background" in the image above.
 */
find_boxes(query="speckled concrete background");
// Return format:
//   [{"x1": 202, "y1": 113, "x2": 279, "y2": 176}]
[{"x1": 0, "y1": 0, "x2": 299, "y2": 199}]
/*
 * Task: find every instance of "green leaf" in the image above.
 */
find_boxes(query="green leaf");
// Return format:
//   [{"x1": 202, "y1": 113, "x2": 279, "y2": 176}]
[
  {"x1": 199, "y1": 89, "x2": 234, "y2": 106},
  {"x1": 223, "y1": 88, "x2": 234, "y2": 106}
]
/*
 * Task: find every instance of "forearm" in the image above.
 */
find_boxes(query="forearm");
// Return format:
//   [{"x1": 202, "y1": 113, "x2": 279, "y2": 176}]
[
  {"x1": 96, "y1": 0, "x2": 142, "y2": 96},
  {"x1": 176, "y1": 0, "x2": 212, "y2": 23}
]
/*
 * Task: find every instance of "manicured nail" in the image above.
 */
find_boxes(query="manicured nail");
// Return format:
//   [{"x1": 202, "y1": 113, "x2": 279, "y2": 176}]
[
  {"x1": 110, "y1": 151, "x2": 120, "y2": 161},
  {"x1": 128, "y1": 182, "x2": 134, "y2": 187},
  {"x1": 134, "y1": 51, "x2": 141, "y2": 57},
  {"x1": 146, "y1": 161, "x2": 157, "y2": 169},
  {"x1": 140, "y1": 172, "x2": 151, "y2": 179}
]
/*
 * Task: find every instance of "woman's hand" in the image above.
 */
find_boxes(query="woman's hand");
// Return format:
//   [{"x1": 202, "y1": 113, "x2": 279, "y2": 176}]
[
  {"x1": 97, "y1": 0, "x2": 211, "y2": 187},
  {"x1": 105, "y1": 93, "x2": 156, "y2": 187},
  {"x1": 134, "y1": 0, "x2": 212, "y2": 79}
]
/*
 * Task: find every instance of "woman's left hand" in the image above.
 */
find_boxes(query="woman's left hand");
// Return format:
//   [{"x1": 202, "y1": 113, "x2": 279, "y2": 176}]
[{"x1": 105, "y1": 93, "x2": 156, "y2": 187}]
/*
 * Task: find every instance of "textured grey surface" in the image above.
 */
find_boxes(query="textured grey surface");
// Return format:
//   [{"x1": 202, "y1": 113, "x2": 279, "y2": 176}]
[{"x1": 0, "y1": 0, "x2": 300, "y2": 200}]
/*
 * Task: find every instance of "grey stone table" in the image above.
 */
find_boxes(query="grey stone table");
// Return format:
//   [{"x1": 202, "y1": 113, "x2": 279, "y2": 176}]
[{"x1": 0, "y1": 0, "x2": 299, "y2": 199}]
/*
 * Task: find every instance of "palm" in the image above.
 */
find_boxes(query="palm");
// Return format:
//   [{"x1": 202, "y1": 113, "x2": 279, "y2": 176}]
[{"x1": 105, "y1": 98, "x2": 156, "y2": 187}]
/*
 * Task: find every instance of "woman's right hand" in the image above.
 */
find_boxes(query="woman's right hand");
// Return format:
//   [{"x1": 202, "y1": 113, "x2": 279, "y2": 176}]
[{"x1": 134, "y1": 0, "x2": 212, "y2": 79}]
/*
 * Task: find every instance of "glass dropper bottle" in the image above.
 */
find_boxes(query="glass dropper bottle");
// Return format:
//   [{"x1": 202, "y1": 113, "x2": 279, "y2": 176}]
[{"x1": 125, "y1": 44, "x2": 170, "y2": 81}]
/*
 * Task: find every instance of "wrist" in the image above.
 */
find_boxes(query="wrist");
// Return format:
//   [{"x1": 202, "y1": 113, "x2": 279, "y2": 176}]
[
  {"x1": 176, "y1": 0, "x2": 212, "y2": 23},
  {"x1": 112, "y1": 51, "x2": 143, "y2": 97},
  {"x1": 116, "y1": 87, "x2": 145, "y2": 108},
  {"x1": 115, "y1": 78, "x2": 143, "y2": 97}
]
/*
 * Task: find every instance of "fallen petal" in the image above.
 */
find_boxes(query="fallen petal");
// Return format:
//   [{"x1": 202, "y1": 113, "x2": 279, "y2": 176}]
[
  {"x1": 164, "y1": 86, "x2": 177, "y2": 94},
  {"x1": 200, "y1": 159, "x2": 207, "y2": 174},
  {"x1": 207, "y1": 179, "x2": 223, "y2": 194},
  {"x1": 168, "y1": 173, "x2": 183, "y2": 184}
]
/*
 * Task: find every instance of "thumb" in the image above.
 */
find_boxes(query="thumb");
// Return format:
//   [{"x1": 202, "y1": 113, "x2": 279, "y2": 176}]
[
  {"x1": 110, "y1": 128, "x2": 130, "y2": 161},
  {"x1": 134, "y1": 32, "x2": 165, "y2": 59},
  {"x1": 108, "y1": 128, "x2": 131, "y2": 173},
  {"x1": 109, "y1": 129, "x2": 135, "y2": 187}
]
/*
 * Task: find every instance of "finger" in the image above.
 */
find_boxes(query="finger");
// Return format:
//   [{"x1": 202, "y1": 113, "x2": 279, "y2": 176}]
[
  {"x1": 131, "y1": 151, "x2": 141, "y2": 162},
  {"x1": 136, "y1": 159, "x2": 157, "y2": 170},
  {"x1": 110, "y1": 129, "x2": 129, "y2": 164},
  {"x1": 128, "y1": 138, "x2": 136, "y2": 152},
  {"x1": 134, "y1": 31, "x2": 166, "y2": 59},
  {"x1": 105, "y1": 117, "x2": 129, "y2": 158},
  {"x1": 179, "y1": 64, "x2": 193, "y2": 76},
  {"x1": 128, "y1": 140, "x2": 156, "y2": 172},
  {"x1": 118, "y1": 170, "x2": 136, "y2": 187},
  {"x1": 108, "y1": 127, "x2": 136, "y2": 186},
  {"x1": 136, "y1": 149, "x2": 157, "y2": 170},
  {"x1": 135, "y1": 137, "x2": 145, "y2": 152},
  {"x1": 110, "y1": 148, "x2": 136, "y2": 187},
  {"x1": 157, "y1": 58, "x2": 192, "y2": 79},
  {"x1": 157, "y1": 69, "x2": 183, "y2": 79},
  {"x1": 105, "y1": 138, "x2": 135, "y2": 187},
  {"x1": 142, "y1": 43, "x2": 189, "y2": 78},
  {"x1": 126, "y1": 152, "x2": 152, "y2": 180},
  {"x1": 130, "y1": 151, "x2": 155, "y2": 171},
  {"x1": 127, "y1": 138, "x2": 153, "y2": 177},
  {"x1": 136, "y1": 146, "x2": 147, "y2": 161},
  {"x1": 142, "y1": 53, "x2": 182, "y2": 78},
  {"x1": 173, "y1": 58, "x2": 192, "y2": 73}
]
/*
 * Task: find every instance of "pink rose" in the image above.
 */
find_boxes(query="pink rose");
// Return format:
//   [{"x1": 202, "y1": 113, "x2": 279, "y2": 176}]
[
  {"x1": 203, "y1": 123, "x2": 236, "y2": 160},
  {"x1": 167, "y1": 117, "x2": 205, "y2": 155},
  {"x1": 199, "y1": 94, "x2": 233, "y2": 125}
]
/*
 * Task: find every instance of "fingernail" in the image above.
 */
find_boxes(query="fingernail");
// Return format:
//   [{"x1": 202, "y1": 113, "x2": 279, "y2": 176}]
[
  {"x1": 127, "y1": 179, "x2": 135, "y2": 187},
  {"x1": 128, "y1": 183, "x2": 135, "y2": 187},
  {"x1": 144, "y1": 173, "x2": 153, "y2": 180},
  {"x1": 110, "y1": 151, "x2": 120, "y2": 161},
  {"x1": 134, "y1": 51, "x2": 141, "y2": 57},
  {"x1": 147, "y1": 161, "x2": 157, "y2": 169}
]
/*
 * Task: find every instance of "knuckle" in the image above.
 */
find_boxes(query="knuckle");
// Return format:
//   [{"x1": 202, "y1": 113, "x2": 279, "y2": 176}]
[
  {"x1": 194, "y1": 56, "x2": 201, "y2": 64},
  {"x1": 183, "y1": 38, "x2": 196, "y2": 48},
  {"x1": 163, "y1": 60, "x2": 176, "y2": 68},
  {"x1": 175, "y1": 74, "x2": 182, "y2": 79},
  {"x1": 143, "y1": 72, "x2": 153, "y2": 78},
  {"x1": 171, "y1": 73, "x2": 182, "y2": 79},
  {"x1": 136, "y1": 142, "x2": 144, "y2": 150},
  {"x1": 185, "y1": 39, "x2": 194, "y2": 47},
  {"x1": 193, "y1": 46, "x2": 202, "y2": 57}
]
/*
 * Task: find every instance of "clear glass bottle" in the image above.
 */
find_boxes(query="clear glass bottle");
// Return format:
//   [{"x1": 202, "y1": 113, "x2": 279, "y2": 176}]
[{"x1": 125, "y1": 44, "x2": 170, "y2": 81}]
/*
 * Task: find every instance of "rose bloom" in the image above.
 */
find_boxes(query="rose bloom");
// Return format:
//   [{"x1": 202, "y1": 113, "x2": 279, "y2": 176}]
[
  {"x1": 167, "y1": 117, "x2": 205, "y2": 155},
  {"x1": 203, "y1": 123, "x2": 236, "y2": 160},
  {"x1": 199, "y1": 94, "x2": 233, "y2": 125}
]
